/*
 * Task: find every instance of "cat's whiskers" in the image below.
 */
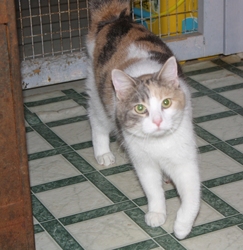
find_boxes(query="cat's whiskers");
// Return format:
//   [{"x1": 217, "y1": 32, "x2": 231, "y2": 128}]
[
  {"x1": 142, "y1": 132, "x2": 150, "y2": 151},
  {"x1": 122, "y1": 129, "x2": 140, "y2": 148}
]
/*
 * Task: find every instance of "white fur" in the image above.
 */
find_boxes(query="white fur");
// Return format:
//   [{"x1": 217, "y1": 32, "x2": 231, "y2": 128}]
[
  {"x1": 86, "y1": 39, "x2": 95, "y2": 59},
  {"x1": 86, "y1": 39, "x2": 200, "y2": 238},
  {"x1": 123, "y1": 104, "x2": 200, "y2": 239},
  {"x1": 127, "y1": 43, "x2": 149, "y2": 60},
  {"x1": 86, "y1": 62, "x2": 116, "y2": 166},
  {"x1": 125, "y1": 59, "x2": 162, "y2": 78}
]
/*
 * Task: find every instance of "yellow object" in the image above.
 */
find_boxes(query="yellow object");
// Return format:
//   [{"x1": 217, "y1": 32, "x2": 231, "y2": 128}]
[{"x1": 134, "y1": 0, "x2": 198, "y2": 36}]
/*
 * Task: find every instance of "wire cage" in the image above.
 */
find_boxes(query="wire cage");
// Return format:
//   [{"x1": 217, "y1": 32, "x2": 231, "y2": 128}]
[
  {"x1": 132, "y1": 0, "x2": 198, "y2": 38},
  {"x1": 16, "y1": 0, "x2": 198, "y2": 88},
  {"x1": 16, "y1": 0, "x2": 89, "y2": 61}
]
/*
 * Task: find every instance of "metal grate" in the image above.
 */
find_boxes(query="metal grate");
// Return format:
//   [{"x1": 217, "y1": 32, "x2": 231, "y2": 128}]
[
  {"x1": 16, "y1": 0, "x2": 197, "y2": 61},
  {"x1": 16, "y1": 0, "x2": 198, "y2": 89},
  {"x1": 132, "y1": 0, "x2": 198, "y2": 38},
  {"x1": 16, "y1": 0, "x2": 89, "y2": 61}
]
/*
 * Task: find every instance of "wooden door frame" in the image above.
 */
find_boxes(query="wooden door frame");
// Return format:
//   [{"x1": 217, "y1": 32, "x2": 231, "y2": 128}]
[{"x1": 0, "y1": 0, "x2": 35, "y2": 249}]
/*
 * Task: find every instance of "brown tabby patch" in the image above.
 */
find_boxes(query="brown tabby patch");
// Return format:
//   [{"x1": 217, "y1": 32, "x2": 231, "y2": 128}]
[{"x1": 87, "y1": 0, "x2": 184, "y2": 115}]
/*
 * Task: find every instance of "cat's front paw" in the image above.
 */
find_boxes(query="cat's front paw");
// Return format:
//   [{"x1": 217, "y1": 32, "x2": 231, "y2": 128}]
[
  {"x1": 145, "y1": 212, "x2": 166, "y2": 227},
  {"x1": 173, "y1": 220, "x2": 192, "y2": 240},
  {"x1": 96, "y1": 152, "x2": 115, "y2": 167}
]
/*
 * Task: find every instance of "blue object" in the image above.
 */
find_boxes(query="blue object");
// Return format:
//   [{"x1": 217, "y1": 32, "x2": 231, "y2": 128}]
[
  {"x1": 182, "y1": 17, "x2": 198, "y2": 33},
  {"x1": 133, "y1": 7, "x2": 151, "y2": 18},
  {"x1": 133, "y1": 7, "x2": 151, "y2": 29}
]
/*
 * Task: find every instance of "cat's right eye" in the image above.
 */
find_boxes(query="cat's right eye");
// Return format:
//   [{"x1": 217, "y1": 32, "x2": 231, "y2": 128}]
[{"x1": 134, "y1": 104, "x2": 147, "y2": 114}]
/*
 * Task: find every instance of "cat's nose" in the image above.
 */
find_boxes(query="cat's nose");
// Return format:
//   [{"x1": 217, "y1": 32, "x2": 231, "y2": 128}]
[{"x1": 153, "y1": 117, "x2": 162, "y2": 127}]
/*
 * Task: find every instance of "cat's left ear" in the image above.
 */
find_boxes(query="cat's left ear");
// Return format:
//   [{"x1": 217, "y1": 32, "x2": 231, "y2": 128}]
[
  {"x1": 156, "y1": 56, "x2": 179, "y2": 88},
  {"x1": 111, "y1": 69, "x2": 136, "y2": 100}
]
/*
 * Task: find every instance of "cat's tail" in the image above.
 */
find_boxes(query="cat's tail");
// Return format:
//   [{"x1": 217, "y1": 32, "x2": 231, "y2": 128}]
[{"x1": 88, "y1": 0, "x2": 131, "y2": 34}]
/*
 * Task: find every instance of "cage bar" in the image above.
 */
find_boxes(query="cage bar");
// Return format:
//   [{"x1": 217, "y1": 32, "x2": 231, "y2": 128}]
[
  {"x1": 16, "y1": 0, "x2": 198, "y2": 88},
  {"x1": 16, "y1": 0, "x2": 89, "y2": 61}
]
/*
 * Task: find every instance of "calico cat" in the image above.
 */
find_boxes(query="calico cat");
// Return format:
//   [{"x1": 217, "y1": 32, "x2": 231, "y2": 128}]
[{"x1": 86, "y1": 0, "x2": 200, "y2": 239}]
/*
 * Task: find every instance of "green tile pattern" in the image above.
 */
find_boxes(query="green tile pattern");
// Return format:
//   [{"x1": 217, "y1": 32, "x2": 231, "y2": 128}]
[
  {"x1": 31, "y1": 195, "x2": 55, "y2": 222},
  {"x1": 154, "y1": 234, "x2": 186, "y2": 249},
  {"x1": 125, "y1": 208, "x2": 167, "y2": 237},
  {"x1": 202, "y1": 171, "x2": 243, "y2": 188},
  {"x1": 46, "y1": 115, "x2": 88, "y2": 127},
  {"x1": 186, "y1": 214, "x2": 243, "y2": 239},
  {"x1": 60, "y1": 201, "x2": 136, "y2": 226},
  {"x1": 31, "y1": 175, "x2": 87, "y2": 193},
  {"x1": 193, "y1": 110, "x2": 237, "y2": 123},
  {"x1": 114, "y1": 239, "x2": 159, "y2": 250},
  {"x1": 24, "y1": 58, "x2": 243, "y2": 250},
  {"x1": 34, "y1": 224, "x2": 44, "y2": 234},
  {"x1": 28, "y1": 145, "x2": 73, "y2": 161},
  {"x1": 85, "y1": 171, "x2": 129, "y2": 203},
  {"x1": 201, "y1": 187, "x2": 239, "y2": 217},
  {"x1": 41, "y1": 220, "x2": 84, "y2": 250},
  {"x1": 25, "y1": 95, "x2": 70, "y2": 107}
]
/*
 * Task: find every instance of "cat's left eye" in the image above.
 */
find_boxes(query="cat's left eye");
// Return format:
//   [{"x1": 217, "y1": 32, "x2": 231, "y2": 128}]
[{"x1": 162, "y1": 98, "x2": 172, "y2": 108}]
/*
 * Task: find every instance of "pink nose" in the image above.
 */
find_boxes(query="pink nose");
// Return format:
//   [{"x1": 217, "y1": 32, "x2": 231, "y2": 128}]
[{"x1": 153, "y1": 117, "x2": 162, "y2": 127}]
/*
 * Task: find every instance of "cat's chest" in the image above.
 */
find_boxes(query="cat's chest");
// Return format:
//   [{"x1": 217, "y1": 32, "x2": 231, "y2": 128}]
[{"x1": 126, "y1": 135, "x2": 175, "y2": 159}]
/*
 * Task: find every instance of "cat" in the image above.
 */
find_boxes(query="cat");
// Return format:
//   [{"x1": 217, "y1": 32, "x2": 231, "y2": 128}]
[{"x1": 86, "y1": 0, "x2": 200, "y2": 239}]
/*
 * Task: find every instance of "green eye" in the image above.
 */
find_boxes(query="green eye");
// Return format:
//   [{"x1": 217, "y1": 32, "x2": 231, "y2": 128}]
[
  {"x1": 134, "y1": 104, "x2": 147, "y2": 114},
  {"x1": 162, "y1": 98, "x2": 172, "y2": 108}
]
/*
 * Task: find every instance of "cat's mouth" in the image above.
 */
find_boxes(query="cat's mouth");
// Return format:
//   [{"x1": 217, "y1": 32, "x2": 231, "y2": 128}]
[{"x1": 144, "y1": 127, "x2": 169, "y2": 137}]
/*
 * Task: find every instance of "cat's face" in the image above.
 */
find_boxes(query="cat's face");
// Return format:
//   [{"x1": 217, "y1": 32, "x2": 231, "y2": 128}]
[
  {"x1": 112, "y1": 56, "x2": 186, "y2": 138},
  {"x1": 116, "y1": 82, "x2": 185, "y2": 138}
]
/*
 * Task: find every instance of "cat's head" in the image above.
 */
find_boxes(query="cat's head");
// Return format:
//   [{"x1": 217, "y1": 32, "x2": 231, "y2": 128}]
[{"x1": 111, "y1": 56, "x2": 186, "y2": 138}]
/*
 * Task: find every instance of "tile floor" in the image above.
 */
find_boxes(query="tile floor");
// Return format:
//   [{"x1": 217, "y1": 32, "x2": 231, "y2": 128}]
[{"x1": 23, "y1": 56, "x2": 243, "y2": 250}]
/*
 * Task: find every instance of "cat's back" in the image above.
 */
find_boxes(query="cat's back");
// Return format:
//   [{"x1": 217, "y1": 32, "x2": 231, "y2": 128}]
[
  {"x1": 87, "y1": 0, "x2": 184, "y2": 115},
  {"x1": 87, "y1": 0, "x2": 176, "y2": 73}
]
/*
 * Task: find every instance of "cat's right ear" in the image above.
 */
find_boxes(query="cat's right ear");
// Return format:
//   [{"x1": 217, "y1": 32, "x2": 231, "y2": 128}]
[{"x1": 111, "y1": 69, "x2": 136, "y2": 100}]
